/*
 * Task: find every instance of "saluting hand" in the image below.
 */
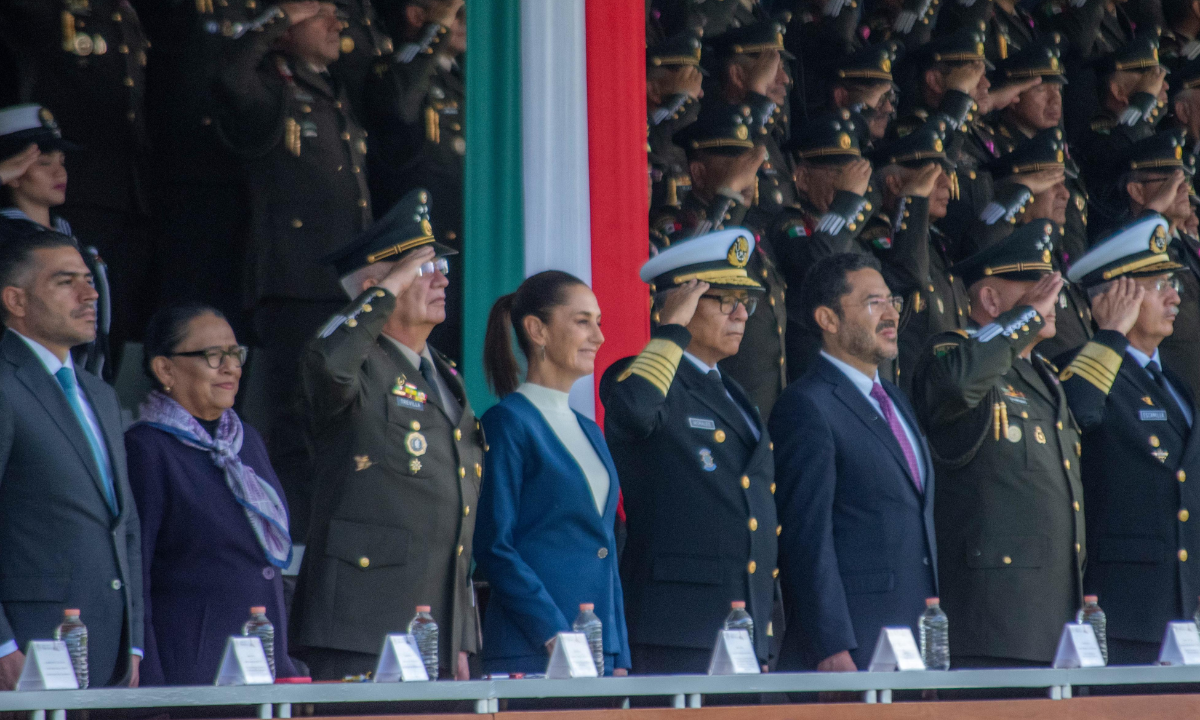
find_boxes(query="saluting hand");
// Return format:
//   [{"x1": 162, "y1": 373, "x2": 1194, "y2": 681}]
[
  {"x1": 432, "y1": 0, "x2": 464, "y2": 28},
  {"x1": 657, "y1": 279, "x2": 710, "y2": 327},
  {"x1": 718, "y1": 146, "x2": 768, "y2": 197},
  {"x1": 901, "y1": 162, "x2": 941, "y2": 198},
  {"x1": 747, "y1": 49, "x2": 783, "y2": 97},
  {"x1": 985, "y1": 77, "x2": 1042, "y2": 113},
  {"x1": 1015, "y1": 167, "x2": 1066, "y2": 196},
  {"x1": 1145, "y1": 169, "x2": 1187, "y2": 215},
  {"x1": 0, "y1": 144, "x2": 39, "y2": 185},
  {"x1": 1015, "y1": 271, "x2": 1064, "y2": 320},
  {"x1": 832, "y1": 158, "x2": 873, "y2": 197},
  {"x1": 1092, "y1": 275, "x2": 1145, "y2": 336},
  {"x1": 377, "y1": 246, "x2": 437, "y2": 298},
  {"x1": 279, "y1": 1, "x2": 321, "y2": 25}
]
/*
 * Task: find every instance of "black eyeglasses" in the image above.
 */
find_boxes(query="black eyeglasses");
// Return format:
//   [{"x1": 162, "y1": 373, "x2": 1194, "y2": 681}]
[
  {"x1": 701, "y1": 294, "x2": 758, "y2": 316},
  {"x1": 171, "y1": 345, "x2": 249, "y2": 369}
]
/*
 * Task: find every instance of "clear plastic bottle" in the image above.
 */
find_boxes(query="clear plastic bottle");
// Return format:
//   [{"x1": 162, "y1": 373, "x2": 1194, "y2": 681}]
[
  {"x1": 1193, "y1": 595, "x2": 1200, "y2": 633},
  {"x1": 408, "y1": 605, "x2": 439, "y2": 680},
  {"x1": 919, "y1": 597, "x2": 950, "y2": 670},
  {"x1": 572, "y1": 603, "x2": 605, "y2": 676},
  {"x1": 241, "y1": 606, "x2": 276, "y2": 679},
  {"x1": 723, "y1": 600, "x2": 754, "y2": 641},
  {"x1": 1076, "y1": 595, "x2": 1108, "y2": 664},
  {"x1": 53, "y1": 609, "x2": 88, "y2": 689}
]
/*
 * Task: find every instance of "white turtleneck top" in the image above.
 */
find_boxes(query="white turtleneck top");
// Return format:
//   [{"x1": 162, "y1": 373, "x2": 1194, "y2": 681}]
[{"x1": 515, "y1": 382, "x2": 610, "y2": 514}]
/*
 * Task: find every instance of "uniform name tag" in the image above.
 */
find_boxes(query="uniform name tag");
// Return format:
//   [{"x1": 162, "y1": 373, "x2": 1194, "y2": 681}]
[
  {"x1": 1140, "y1": 409, "x2": 1168, "y2": 421},
  {"x1": 688, "y1": 417, "x2": 716, "y2": 430},
  {"x1": 396, "y1": 397, "x2": 425, "y2": 410}
]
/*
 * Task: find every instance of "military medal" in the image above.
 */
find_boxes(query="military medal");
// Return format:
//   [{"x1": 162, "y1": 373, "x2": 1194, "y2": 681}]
[
  {"x1": 409, "y1": 458, "x2": 422, "y2": 473},
  {"x1": 1006, "y1": 425, "x2": 1022, "y2": 443},
  {"x1": 405, "y1": 431, "x2": 428, "y2": 457},
  {"x1": 392, "y1": 376, "x2": 428, "y2": 409},
  {"x1": 698, "y1": 448, "x2": 716, "y2": 472},
  {"x1": 1034, "y1": 426, "x2": 1046, "y2": 444}
]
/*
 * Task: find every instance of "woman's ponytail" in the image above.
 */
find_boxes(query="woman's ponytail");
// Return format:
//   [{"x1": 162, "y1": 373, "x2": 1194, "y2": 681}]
[{"x1": 483, "y1": 292, "x2": 520, "y2": 397}]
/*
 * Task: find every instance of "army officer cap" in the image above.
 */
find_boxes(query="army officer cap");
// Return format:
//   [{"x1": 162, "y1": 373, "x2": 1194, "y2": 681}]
[
  {"x1": 323, "y1": 187, "x2": 457, "y2": 278},
  {"x1": 952, "y1": 219, "x2": 1059, "y2": 288}
]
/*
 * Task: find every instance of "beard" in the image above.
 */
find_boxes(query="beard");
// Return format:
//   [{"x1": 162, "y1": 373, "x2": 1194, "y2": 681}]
[{"x1": 844, "y1": 316, "x2": 898, "y2": 366}]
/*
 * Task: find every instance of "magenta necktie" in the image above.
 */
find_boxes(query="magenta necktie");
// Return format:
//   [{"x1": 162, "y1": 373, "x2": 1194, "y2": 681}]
[{"x1": 870, "y1": 382, "x2": 923, "y2": 492}]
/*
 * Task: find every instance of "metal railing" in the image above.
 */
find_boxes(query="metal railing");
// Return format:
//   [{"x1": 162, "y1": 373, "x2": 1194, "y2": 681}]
[{"x1": 2, "y1": 665, "x2": 1200, "y2": 718}]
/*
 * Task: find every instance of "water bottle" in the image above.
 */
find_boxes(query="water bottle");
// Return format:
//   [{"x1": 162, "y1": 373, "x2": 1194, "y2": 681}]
[
  {"x1": 1077, "y1": 595, "x2": 1108, "y2": 664},
  {"x1": 1193, "y1": 595, "x2": 1200, "y2": 633},
  {"x1": 919, "y1": 597, "x2": 950, "y2": 670},
  {"x1": 723, "y1": 600, "x2": 754, "y2": 641},
  {"x1": 408, "y1": 605, "x2": 439, "y2": 680},
  {"x1": 572, "y1": 603, "x2": 605, "y2": 676},
  {"x1": 241, "y1": 606, "x2": 276, "y2": 679},
  {"x1": 53, "y1": 609, "x2": 88, "y2": 689}
]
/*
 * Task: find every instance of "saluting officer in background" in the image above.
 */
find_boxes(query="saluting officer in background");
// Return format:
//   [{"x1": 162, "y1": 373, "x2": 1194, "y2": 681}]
[
  {"x1": 601, "y1": 228, "x2": 778, "y2": 675},
  {"x1": 912, "y1": 222, "x2": 1086, "y2": 668},
  {"x1": 1059, "y1": 215, "x2": 1200, "y2": 665},
  {"x1": 291, "y1": 189, "x2": 481, "y2": 681}
]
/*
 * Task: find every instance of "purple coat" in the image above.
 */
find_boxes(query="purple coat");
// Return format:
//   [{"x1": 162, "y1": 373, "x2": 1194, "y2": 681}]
[{"x1": 125, "y1": 421, "x2": 298, "y2": 685}]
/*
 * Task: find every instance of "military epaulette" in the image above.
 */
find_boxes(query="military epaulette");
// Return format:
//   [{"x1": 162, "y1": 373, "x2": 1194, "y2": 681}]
[
  {"x1": 617, "y1": 337, "x2": 685, "y2": 396},
  {"x1": 1059, "y1": 340, "x2": 1123, "y2": 393},
  {"x1": 317, "y1": 288, "x2": 388, "y2": 338},
  {"x1": 395, "y1": 21, "x2": 444, "y2": 63}
]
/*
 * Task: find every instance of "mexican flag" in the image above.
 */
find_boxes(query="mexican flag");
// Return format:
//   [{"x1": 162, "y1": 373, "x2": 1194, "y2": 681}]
[{"x1": 462, "y1": 0, "x2": 650, "y2": 421}]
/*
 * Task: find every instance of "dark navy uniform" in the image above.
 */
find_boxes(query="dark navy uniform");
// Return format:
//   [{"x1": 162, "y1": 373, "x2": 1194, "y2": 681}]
[
  {"x1": 601, "y1": 229, "x2": 778, "y2": 673},
  {"x1": 1059, "y1": 215, "x2": 1199, "y2": 664},
  {"x1": 1162, "y1": 230, "x2": 1200, "y2": 398},
  {"x1": 912, "y1": 223, "x2": 1086, "y2": 665}
]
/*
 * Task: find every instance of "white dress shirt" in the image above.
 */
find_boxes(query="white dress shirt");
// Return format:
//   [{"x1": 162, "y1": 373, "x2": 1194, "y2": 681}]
[
  {"x1": 820, "y1": 350, "x2": 927, "y2": 484},
  {"x1": 683, "y1": 351, "x2": 761, "y2": 441},
  {"x1": 516, "y1": 382, "x2": 610, "y2": 514},
  {"x1": 1126, "y1": 345, "x2": 1194, "y2": 427}
]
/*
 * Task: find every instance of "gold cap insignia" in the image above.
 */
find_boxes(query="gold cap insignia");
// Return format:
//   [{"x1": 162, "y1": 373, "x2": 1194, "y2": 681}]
[
  {"x1": 1176, "y1": 146, "x2": 1184, "y2": 159},
  {"x1": 838, "y1": 133, "x2": 852, "y2": 149},
  {"x1": 1056, "y1": 150, "x2": 1064, "y2": 162},
  {"x1": 1050, "y1": 57, "x2": 1059, "y2": 70},
  {"x1": 727, "y1": 236, "x2": 751, "y2": 267},
  {"x1": 405, "y1": 431, "x2": 428, "y2": 457},
  {"x1": 420, "y1": 218, "x2": 433, "y2": 236},
  {"x1": 976, "y1": 42, "x2": 985, "y2": 55},
  {"x1": 881, "y1": 58, "x2": 891, "y2": 72},
  {"x1": 1043, "y1": 249, "x2": 1052, "y2": 263},
  {"x1": 1152, "y1": 224, "x2": 1168, "y2": 253},
  {"x1": 934, "y1": 138, "x2": 944, "y2": 152},
  {"x1": 735, "y1": 124, "x2": 749, "y2": 140}
]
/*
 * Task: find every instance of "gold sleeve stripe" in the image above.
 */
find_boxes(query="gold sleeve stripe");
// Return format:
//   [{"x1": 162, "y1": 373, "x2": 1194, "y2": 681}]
[
  {"x1": 1062, "y1": 341, "x2": 1122, "y2": 393},
  {"x1": 618, "y1": 338, "x2": 685, "y2": 396}
]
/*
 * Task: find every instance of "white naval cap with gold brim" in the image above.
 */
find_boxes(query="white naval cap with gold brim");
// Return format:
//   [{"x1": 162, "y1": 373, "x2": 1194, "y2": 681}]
[
  {"x1": 1067, "y1": 214, "x2": 1182, "y2": 288},
  {"x1": 639, "y1": 227, "x2": 764, "y2": 292}
]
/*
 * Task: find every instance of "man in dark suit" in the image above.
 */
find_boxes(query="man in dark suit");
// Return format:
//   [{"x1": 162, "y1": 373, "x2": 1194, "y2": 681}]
[
  {"x1": 911, "y1": 221, "x2": 1085, "y2": 668},
  {"x1": 602, "y1": 227, "x2": 778, "y2": 674},
  {"x1": 0, "y1": 232, "x2": 142, "y2": 690},
  {"x1": 771, "y1": 252, "x2": 937, "y2": 672},
  {"x1": 1059, "y1": 215, "x2": 1200, "y2": 664},
  {"x1": 291, "y1": 188, "x2": 482, "y2": 681}
]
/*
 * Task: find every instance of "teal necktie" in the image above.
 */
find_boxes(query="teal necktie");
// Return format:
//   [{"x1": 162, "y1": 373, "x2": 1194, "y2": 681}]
[{"x1": 55, "y1": 367, "x2": 117, "y2": 515}]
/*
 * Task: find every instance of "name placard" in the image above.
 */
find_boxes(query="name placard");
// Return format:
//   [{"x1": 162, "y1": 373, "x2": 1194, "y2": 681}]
[
  {"x1": 708, "y1": 629, "x2": 761, "y2": 675},
  {"x1": 867, "y1": 627, "x2": 926, "y2": 672},
  {"x1": 16, "y1": 641, "x2": 79, "y2": 691},
  {"x1": 214, "y1": 636, "x2": 275, "y2": 685},
  {"x1": 1052, "y1": 623, "x2": 1106, "y2": 668},
  {"x1": 545, "y1": 632, "x2": 599, "y2": 678},
  {"x1": 374, "y1": 634, "x2": 430, "y2": 682},
  {"x1": 1159, "y1": 621, "x2": 1200, "y2": 666}
]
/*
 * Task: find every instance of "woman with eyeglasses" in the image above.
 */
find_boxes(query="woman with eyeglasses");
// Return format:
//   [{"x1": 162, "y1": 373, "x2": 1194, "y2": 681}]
[{"x1": 124, "y1": 304, "x2": 299, "y2": 685}]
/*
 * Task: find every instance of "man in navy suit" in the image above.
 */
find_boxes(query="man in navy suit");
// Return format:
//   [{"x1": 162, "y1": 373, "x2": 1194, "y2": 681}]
[{"x1": 770, "y1": 252, "x2": 937, "y2": 672}]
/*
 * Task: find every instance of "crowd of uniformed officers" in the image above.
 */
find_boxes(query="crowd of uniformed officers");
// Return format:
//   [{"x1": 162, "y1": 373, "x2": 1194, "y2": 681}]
[{"x1": 4, "y1": 0, "x2": 1200, "y2": 693}]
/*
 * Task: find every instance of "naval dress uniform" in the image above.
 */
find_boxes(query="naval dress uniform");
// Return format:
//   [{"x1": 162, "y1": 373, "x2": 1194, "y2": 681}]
[
  {"x1": 912, "y1": 222, "x2": 1086, "y2": 667},
  {"x1": 290, "y1": 189, "x2": 481, "y2": 679},
  {"x1": 601, "y1": 228, "x2": 778, "y2": 674},
  {"x1": 1059, "y1": 215, "x2": 1200, "y2": 664}
]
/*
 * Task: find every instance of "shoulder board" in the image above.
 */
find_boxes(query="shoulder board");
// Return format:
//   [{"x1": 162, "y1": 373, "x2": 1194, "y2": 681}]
[{"x1": 1090, "y1": 116, "x2": 1115, "y2": 133}]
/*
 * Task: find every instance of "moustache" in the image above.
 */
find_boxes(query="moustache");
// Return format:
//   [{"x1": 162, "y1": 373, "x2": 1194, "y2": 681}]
[
  {"x1": 876, "y1": 319, "x2": 897, "y2": 333},
  {"x1": 71, "y1": 303, "x2": 96, "y2": 319}
]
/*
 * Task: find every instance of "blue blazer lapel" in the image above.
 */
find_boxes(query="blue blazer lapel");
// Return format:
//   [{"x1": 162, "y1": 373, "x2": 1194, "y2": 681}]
[
  {"x1": 579, "y1": 416, "x2": 621, "y2": 528},
  {"x1": 2, "y1": 334, "x2": 110, "y2": 515}
]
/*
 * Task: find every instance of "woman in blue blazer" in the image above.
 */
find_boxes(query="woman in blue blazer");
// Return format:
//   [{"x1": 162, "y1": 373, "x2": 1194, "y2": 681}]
[{"x1": 476, "y1": 271, "x2": 630, "y2": 675}]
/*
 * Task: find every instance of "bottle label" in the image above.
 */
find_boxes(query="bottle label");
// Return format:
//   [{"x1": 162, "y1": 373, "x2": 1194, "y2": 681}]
[
  {"x1": 16, "y1": 640, "x2": 79, "y2": 691},
  {"x1": 1052, "y1": 623, "x2": 1106, "y2": 668},
  {"x1": 214, "y1": 636, "x2": 275, "y2": 685},
  {"x1": 708, "y1": 629, "x2": 761, "y2": 675},
  {"x1": 867, "y1": 627, "x2": 926, "y2": 672},
  {"x1": 374, "y1": 634, "x2": 430, "y2": 682},
  {"x1": 546, "y1": 632, "x2": 599, "y2": 678}
]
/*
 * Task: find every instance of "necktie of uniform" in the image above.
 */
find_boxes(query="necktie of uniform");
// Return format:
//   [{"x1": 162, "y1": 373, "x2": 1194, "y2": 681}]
[
  {"x1": 419, "y1": 356, "x2": 446, "y2": 414},
  {"x1": 55, "y1": 367, "x2": 117, "y2": 515},
  {"x1": 1148, "y1": 360, "x2": 1191, "y2": 426},
  {"x1": 869, "y1": 382, "x2": 923, "y2": 492}
]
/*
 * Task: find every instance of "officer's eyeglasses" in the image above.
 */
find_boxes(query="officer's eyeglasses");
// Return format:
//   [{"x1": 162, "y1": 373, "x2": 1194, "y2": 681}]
[
  {"x1": 417, "y1": 257, "x2": 450, "y2": 277},
  {"x1": 1145, "y1": 275, "x2": 1183, "y2": 294},
  {"x1": 864, "y1": 295, "x2": 905, "y2": 315},
  {"x1": 701, "y1": 294, "x2": 758, "y2": 317},
  {"x1": 171, "y1": 345, "x2": 250, "y2": 369}
]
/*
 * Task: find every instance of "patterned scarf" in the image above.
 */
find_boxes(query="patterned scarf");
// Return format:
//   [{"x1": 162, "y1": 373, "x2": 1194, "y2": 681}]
[{"x1": 138, "y1": 391, "x2": 292, "y2": 568}]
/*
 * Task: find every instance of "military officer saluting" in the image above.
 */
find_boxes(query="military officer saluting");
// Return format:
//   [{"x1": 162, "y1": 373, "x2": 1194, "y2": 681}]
[
  {"x1": 647, "y1": 31, "x2": 705, "y2": 209},
  {"x1": 601, "y1": 228, "x2": 778, "y2": 674},
  {"x1": 1059, "y1": 215, "x2": 1200, "y2": 665},
  {"x1": 912, "y1": 222, "x2": 1086, "y2": 668},
  {"x1": 291, "y1": 188, "x2": 482, "y2": 681}
]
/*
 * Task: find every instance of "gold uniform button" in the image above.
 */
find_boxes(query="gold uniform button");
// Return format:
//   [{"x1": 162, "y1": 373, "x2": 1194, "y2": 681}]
[
  {"x1": 457, "y1": 545, "x2": 464, "y2": 556},
  {"x1": 410, "y1": 421, "x2": 420, "y2": 431},
  {"x1": 1075, "y1": 543, "x2": 1081, "y2": 553},
  {"x1": 463, "y1": 505, "x2": 470, "y2": 516},
  {"x1": 1181, "y1": 509, "x2": 1190, "y2": 522},
  {"x1": 776, "y1": 525, "x2": 782, "y2": 536},
  {"x1": 475, "y1": 463, "x2": 482, "y2": 477},
  {"x1": 772, "y1": 568, "x2": 779, "y2": 578},
  {"x1": 714, "y1": 429, "x2": 726, "y2": 443},
  {"x1": 454, "y1": 429, "x2": 462, "y2": 441},
  {"x1": 361, "y1": 304, "x2": 372, "y2": 312},
  {"x1": 598, "y1": 547, "x2": 609, "y2": 559},
  {"x1": 358, "y1": 199, "x2": 368, "y2": 208},
  {"x1": 769, "y1": 442, "x2": 774, "y2": 451},
  {"x1": 124, "y1": 76, "x2": 134, "y2": 87},
  {"x1": 1064, "y1": 459, "x2": 1071, "y2": 470},
  {"x1": 358, "y1": 556, "x2": 370, "y2": 568},
  {"x1": 1056, "y1": 421, "x2": 1063, "y2": 430},
  {"x1": 341, "y1": 131, "x2": 352, "y2": 141},
  {"x1": 770, "y1": 482, "x2": 777, "y2": 494},
  {"x1": 1073, "y1": 501, "x2": 1080, "y2": 512},
  {"x1": 1180, "y1": 470, "x2": 1188, "y2": 483},
  {"x1": 748, "y1": 518, "x2": 758, "y2": 531},
  {"x1": 459, "y1": 466, "x2": 466, "y2": 478},
  {"x1": 1181, "y1": 549, "x2": 1190, "y2": 562},
  {"x1": 741, "y1": 475, "x2": 750, "y2": 489},
  {"x1": 1002, "y1": 556, "x2": 1012, "y2": 565},
  {"x1": 747, "y1": 561, "x2": 757, "y2": 574},
  {"x1": 1150, "y1": 435, "x2": 1161, "y2": 448},
  {"x1": 769, "y1": 297, "x2": 776, "y2": 306},
  {"x1": 291, "y1": 218, "x2": 303, "y2": 228}
]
